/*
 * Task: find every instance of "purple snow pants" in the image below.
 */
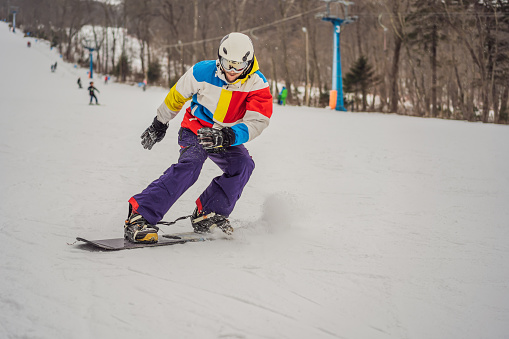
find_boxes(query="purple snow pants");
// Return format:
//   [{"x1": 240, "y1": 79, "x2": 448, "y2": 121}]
[{"x1": 131, "y1": 127, "x2": 255, "y2": 225}]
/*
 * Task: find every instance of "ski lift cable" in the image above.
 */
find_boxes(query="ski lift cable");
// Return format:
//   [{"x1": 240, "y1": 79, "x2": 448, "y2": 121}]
[
  {"x1": 160, "y1": 5, "x2": 327, "y2": 49},
  {"x1": 159, "y1": 7, "x2": 493, "y2": 49}
]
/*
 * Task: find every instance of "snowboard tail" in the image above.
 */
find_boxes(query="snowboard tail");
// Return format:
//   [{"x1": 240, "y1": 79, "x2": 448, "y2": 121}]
[{"x1": 76, "y1": 231, "x2": 227, "y2": 251}]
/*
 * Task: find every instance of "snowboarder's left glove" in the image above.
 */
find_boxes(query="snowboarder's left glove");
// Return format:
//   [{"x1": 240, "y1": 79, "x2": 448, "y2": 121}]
[
  {"x1": 197, "y1": 127, "x2": 236, "y2": 151},
  {"x1": 141, "y1": 117, "x2": 168, "y2": 150}
]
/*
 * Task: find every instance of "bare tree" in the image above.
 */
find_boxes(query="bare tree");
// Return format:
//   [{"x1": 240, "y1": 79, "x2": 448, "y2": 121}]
[{"x1": 157, "y1": 0, "x2": 187, "y2": 81}]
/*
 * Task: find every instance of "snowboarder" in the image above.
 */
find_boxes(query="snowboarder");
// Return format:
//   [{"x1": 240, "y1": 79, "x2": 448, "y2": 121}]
[
  {"x1": 124, "y1": 32, "x2": 273, "y2": 243},
  {"x1": 87, "y1": 81, "x2": 100, "y2": 105}
]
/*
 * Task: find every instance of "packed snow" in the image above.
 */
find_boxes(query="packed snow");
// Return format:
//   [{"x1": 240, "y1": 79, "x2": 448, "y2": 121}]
[{"x1": 1, "y1": 22, "x2": 509, "y2": 339}]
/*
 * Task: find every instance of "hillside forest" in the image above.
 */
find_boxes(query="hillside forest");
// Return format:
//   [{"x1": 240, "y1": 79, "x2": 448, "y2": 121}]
[{"x1": 2, "y1": 0, "x2": 508, "y2": 123}]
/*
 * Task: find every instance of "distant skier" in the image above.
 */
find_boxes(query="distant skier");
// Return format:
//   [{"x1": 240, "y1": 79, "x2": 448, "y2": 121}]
[
  {"x1": 278, "y1": 86, "x2": 287, "y2": 105},
  {"x1": 88, "y1": 82, "x2": 100, "y2": 105},
  {"x1": 124, "y1": 32, "x2": 273, "y2": 243},
  {"x1": 77, "y1": 77, "x2": 82, "y2": 89}
]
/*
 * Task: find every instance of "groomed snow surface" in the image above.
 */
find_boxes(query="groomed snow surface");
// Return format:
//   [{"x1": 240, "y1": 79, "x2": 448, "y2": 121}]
[{"x1": 1, "y1": 23, "x2": 508, "y2": 339}]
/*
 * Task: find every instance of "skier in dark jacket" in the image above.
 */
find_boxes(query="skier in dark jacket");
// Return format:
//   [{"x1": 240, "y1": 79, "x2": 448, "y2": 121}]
[
  {"x1": 124, "y1": 32, "x2": 273, "y2": 243},
  {"x1": 87, "y1": 82, "x2": 99, "y2": 105}
]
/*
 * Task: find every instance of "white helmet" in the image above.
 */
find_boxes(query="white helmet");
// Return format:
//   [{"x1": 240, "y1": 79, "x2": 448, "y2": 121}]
[{"x1": 218, "y1": 32, "x2": 254, "y2": 74}]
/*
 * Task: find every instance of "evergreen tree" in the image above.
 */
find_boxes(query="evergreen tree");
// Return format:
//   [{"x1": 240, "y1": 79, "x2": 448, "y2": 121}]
[
  {"x1": 343, "y1": 56, "x2": 377, "y2": 111},
  {"x1": 147, "y1": 61, "x2": 162, "y2": 84},
  {"x1": 115, "y1": 53, "x2": 130, "y2": 82}
]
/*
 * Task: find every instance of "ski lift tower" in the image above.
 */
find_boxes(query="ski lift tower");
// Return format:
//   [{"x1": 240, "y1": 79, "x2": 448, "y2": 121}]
[
  {"x1": 10, "y1": 6, "x2": 20, "y2": 33},
  {"x1": 317, "y1": 0, "x2": 357, "y2": 111},
  {"x1": 82, "y1": 39, "x2": 95, "y2": 79}
]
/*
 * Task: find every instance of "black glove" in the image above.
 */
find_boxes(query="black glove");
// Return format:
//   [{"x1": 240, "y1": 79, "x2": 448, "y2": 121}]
[
  {"x1": 197, "y1": 127, "x2": 236, "y2": 151},
  {"x1": 141, "y1": 117, "x2": 168, "y2": 150}
]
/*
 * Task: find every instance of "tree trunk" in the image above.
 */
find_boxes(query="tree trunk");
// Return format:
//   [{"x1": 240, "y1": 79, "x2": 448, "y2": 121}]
[
  {"x1": 192, "y1": 0, "x2": 198, "y2": 65},
  {"x1": 492, "y1": 84, "x2": 500, "y2": 123},
  {"x1": 277, "y1": 0, "x2": 295, "y2": 104},
  {"x1": 499, "y1": 86, "x2": 509, "y2": 123},
  {"x1": 390, "y1": 35, "x2": 402, "y2": 113},
  {"x1": 431, "y1": 23, "x2": 438, "y2": 117}
]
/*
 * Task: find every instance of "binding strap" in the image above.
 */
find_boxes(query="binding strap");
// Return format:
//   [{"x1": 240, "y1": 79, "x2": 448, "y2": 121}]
[{"x1": 156, "y1": 215, "x2": 192, "y2": 226}]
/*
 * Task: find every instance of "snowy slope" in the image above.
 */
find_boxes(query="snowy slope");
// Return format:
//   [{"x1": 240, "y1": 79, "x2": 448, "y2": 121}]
[{"x1": 1, "y1": 23, "x2": 509, "y2": 339}]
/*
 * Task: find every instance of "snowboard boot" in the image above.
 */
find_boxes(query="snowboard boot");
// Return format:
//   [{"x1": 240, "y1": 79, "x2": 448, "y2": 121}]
[
  {"x1": 124, "y1": 207, "x2": 159, "y2": 243},
  {"x1": 191, "y1": 208, "x2": 234, "y2": 235}
]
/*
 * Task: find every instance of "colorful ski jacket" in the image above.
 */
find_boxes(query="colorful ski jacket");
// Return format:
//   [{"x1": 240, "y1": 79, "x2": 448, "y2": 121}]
[{"x1": 156, "y1": 57, "x2": 273, "y2": 146}]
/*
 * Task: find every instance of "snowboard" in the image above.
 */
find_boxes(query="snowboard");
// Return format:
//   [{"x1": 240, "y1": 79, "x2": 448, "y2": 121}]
[{"x1": 75, "y1": 231, "x2": 230, "y2": 251}]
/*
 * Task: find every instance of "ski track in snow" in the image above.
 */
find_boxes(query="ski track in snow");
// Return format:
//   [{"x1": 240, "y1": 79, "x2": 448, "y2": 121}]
[{"x1": 1, "y1": 22, "x2": 509, "y2": 338}]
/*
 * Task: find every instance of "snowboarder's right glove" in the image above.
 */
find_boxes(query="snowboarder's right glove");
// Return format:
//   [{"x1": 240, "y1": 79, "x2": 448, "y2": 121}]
[
  {"x1": 141, "y1": 117, "x2": 168, "y2": 150},
  {"x1": 197, "y1": 127, "x2": 236, "y2": 152}
]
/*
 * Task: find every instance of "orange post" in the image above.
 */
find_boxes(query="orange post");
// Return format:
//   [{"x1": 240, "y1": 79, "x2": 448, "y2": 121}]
[{"x1": 329, "y1": 90, "x2": 337, "y2": 109}]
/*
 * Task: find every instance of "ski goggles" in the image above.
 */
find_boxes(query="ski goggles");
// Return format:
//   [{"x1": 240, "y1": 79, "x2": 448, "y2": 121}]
[{"x1": 220, "y1": 57, "x2": 249, "y2": 73}]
